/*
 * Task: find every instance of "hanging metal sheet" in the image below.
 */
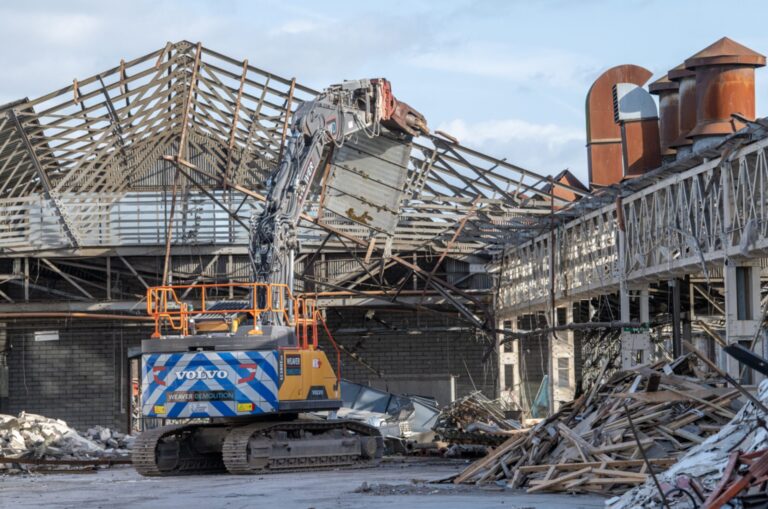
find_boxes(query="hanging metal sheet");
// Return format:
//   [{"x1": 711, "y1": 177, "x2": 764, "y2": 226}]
[{"x1": 323, "y1": 132, "x2": 411, "y2": 234}]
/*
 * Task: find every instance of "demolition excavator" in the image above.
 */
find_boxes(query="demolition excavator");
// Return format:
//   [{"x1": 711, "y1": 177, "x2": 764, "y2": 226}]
[{"x1": 132, "y1": 79, "x2": 427, "y2": 475}]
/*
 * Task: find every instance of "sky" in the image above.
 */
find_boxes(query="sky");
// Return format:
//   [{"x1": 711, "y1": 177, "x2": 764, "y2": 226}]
[{"x1": 1, "y1": 0, "x2": 768, "y2": 184}]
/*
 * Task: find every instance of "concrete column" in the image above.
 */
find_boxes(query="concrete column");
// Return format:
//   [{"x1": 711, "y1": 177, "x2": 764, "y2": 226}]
[
  {"x1": 498, "y1": 317, "x2": 520, "y2": 410},
  {"x1": 106, "y1": 256, "x2": 112, "y2": 300},
  {"x1": 621, "y1": 287, "x2": 653, "y2": 368},
  {"x1": 551, "y1": 304, "x2": 575, "y2": 410},
  {"x1": 640, "y1": 289, "x2": 650, "y2": 324},
  {"x1": 723, "y1": 260, "x2": 762, "y2": 378}
]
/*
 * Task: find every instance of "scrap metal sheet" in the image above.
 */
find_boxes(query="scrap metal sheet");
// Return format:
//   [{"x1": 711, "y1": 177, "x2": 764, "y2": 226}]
[{"x1": 323, "y1": 133, "x2": 411, "y2": 233}]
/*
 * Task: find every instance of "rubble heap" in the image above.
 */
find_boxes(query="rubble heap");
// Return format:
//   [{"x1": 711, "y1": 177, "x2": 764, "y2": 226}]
[
  {"x1": 83, "y1": 425, "x2": 135, "y2": 452},
  {"x1": 608, "y1": 380, "x2": 768, "y2": 508},
  {"x1": 0, "y1": 412, "x2": 133, "y2": 472},
  {"x1": 433, "y1": 391, "x2": 521, "y2": 446},
  {"x1": 453, "y1": 355, "x2": 738, "y2": 495}
]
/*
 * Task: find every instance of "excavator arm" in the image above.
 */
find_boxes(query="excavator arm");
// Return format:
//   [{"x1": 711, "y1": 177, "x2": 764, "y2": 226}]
[{"x1": 248, "y1": 79, "x2": 427, "y2": 309}]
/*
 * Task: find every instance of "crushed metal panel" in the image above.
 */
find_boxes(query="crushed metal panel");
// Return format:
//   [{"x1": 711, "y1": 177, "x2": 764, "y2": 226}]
[{"x1": 323, "y1": 132, "x2": 411, "y2": 233}]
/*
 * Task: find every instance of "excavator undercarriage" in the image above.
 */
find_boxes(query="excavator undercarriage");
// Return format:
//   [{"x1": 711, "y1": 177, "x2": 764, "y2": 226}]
[{"x1": 133, "y1": 419, "x2": 383, "y2": 476}]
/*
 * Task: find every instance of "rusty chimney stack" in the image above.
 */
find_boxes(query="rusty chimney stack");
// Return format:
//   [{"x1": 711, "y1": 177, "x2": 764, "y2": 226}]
[
  {"x1": 586, "y1": 65, "x2": 653, "y2": 188},
  {"x1": 684, "y1": 37, "x2": 766, "y2": 152},
  {"x1": 648, "y1": 74, "x2": 679, "y2": 160},
  {"x1": 667, "y1": 64, "x2": 697, "y2": 158}
]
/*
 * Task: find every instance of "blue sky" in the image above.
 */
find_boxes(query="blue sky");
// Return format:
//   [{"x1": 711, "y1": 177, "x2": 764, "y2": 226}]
[{"x1": 1, "y1": 0, "x2": 767, "y2": 184}]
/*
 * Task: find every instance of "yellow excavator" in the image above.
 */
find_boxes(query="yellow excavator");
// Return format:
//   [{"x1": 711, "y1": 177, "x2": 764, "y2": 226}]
[{"x1": 132, "y1": 79, "x2": 427, "y2": 475}]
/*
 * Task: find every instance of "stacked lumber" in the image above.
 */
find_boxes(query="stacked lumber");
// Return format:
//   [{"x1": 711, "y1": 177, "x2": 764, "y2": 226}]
[
  {"x1": 433, "y1": 391, "x2": 521, "y2": 446},
  {"x1": 454, "y1": 355, "x2": 739, "y2": 495}
]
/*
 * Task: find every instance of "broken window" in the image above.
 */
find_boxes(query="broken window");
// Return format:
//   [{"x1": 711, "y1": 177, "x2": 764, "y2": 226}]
[
  {"x1": 504, "y1": 364, "x2": 515, "y2": 391},
  {"x1": 556, "y1": 307, "x2": 567, "y2": 326},
  {"x1": 557, "y1": 357, "x2": 570, "y2": 388},
  {"x1": 736, "y1": 266, "x2": 753, "y2": 320}
]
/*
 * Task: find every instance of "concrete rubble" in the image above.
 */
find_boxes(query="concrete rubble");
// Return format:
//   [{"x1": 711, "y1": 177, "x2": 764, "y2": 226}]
[{"x1": 0, "y1": 411, "x2": 133, "y2": 472}]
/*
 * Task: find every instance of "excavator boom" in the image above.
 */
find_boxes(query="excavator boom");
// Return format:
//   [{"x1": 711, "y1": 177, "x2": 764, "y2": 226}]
[{"x1": 249, "y1": 79, "x2": 427, "y2": 295}]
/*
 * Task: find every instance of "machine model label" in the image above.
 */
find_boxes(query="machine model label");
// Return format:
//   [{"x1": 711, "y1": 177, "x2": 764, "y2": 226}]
[
  {"x1": 166, "y1": 390, "x2": 234, "y2": 402},
  {"x1": 307, "y1": 386, "x2": 328, "y2": 400},
  {"x1": 285, "y1": 354, "x2": 302, "y2": 376},
  {"x1": 140, "y1": 351, "x2": 279, "y2": 419}
]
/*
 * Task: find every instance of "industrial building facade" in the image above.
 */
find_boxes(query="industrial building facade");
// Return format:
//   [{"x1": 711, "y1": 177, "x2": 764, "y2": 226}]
[{"x1": 1, "y1": 37, "x2": 767, "y2": 431}]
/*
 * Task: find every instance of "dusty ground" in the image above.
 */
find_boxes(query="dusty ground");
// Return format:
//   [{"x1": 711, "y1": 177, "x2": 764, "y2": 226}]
[{"x1": 0, "y1": 458, "x2": 607, "y2": 509}]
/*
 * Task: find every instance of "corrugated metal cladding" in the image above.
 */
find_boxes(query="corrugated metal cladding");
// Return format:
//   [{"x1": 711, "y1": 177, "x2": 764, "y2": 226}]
[
  {"x1": 323, "y1": 133, "x2": 411, "y2": 233},
  {"x1": 128, "y1": 135, "x2": 271, "y2": 191},
  {"x1": 323, "y1": 257, "x2": 364, "y2": 282},
  {"x1": 170, "y1": 256, "x2": 253, "y2": 280},
  {"x1": 445, "y1": 258, "x2": 492, "y2": 289},
  {"x1": 122, "y1": 254, "x2": 380, "y2": 288}
]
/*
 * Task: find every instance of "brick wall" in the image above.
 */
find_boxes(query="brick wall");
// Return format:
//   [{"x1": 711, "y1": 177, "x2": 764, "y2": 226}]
[
  {"x1": 322, "y1": 309, "x2": 496, "y2": 403},
  {"x1": 4, "y1": 321, "x2": 149, "y2": 431}
]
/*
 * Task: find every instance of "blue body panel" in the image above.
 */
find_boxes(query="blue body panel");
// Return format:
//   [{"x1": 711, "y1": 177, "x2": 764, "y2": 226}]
[{"x1": 141, "y1": 351, "x2": 279, "y2": 418}]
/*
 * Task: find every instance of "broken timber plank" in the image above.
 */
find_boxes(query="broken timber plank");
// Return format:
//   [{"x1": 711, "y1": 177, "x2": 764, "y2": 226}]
[{"x1": 526, "y1": 467, "x2": 592, "y2": 493}]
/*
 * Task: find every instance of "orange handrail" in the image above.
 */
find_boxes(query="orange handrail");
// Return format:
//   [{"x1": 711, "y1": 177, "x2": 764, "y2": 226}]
[
  {"x1": 316, "y1": 311, "x2": 342, "y2": 388},
  {"x1": 146, "y1": 282, "x2": 318, "y2": 348}
]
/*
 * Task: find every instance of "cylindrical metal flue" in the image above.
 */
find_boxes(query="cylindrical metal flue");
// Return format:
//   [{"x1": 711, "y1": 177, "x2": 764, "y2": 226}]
[
  {"x1": 667, "y1": 63, "x2": 696, "y2": 158},
  {"x1": 648, "y1": 74, "x2": 679, "y2": 159},
  {"x1": 684, "y1": 37, "x2": 766, "y2": 151}
]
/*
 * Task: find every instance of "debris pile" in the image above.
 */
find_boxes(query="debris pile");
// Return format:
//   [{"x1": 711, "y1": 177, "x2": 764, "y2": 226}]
[
  {"x1": 0, "y1": 412, "x2": 132, "y2": 473},
  {"x1": 433, "y1": 391, "x2": 522, "y2": 446},
  {"x1": 608, "y1": 379, "x2": 768, "y2": 508},
  {"x1": 336, "y1": 380, "x2": 440, "y2": 453},
  {"x1": 580, "y1": 329, "x2": 622, "y2": 390},
  {"x1": 84, "y1": 425, "x2": 135, "y2": 452},
  {"x1": 454, "y1": 355, "x2": 739, "y2": 495}
]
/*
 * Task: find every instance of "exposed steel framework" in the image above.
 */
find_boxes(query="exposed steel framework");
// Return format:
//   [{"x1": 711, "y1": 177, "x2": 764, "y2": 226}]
[
  {"x1": 0, "y1": 40, "x2": 595, "y2": 335},
  {"x1": 0, "y1": 41, "x2": 588, "y2": 258}
]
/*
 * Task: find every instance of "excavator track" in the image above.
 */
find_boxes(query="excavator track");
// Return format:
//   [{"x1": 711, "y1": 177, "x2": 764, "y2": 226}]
[
  {"x1": 222, "y1": 419, "x2": 383, "y2": 475},
  {"x1": 132, "y1": 423, "x2": 227, "y2": 476},
  {"x1": 133, "y1": 420, "x2": 383, "y2": 476}
]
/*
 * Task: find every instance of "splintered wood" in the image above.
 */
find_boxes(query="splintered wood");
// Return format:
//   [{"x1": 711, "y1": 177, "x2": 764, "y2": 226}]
[
  {"x1": 433, "y1": 391, "x2": 521, "y2": 446},
  {"x1": 454, "y1": 355, "x2": 738, "y2": 495}
]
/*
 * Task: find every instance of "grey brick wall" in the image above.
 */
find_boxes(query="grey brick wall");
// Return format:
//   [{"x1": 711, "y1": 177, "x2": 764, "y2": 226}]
[
  {"x1": 322, "y1": 309, "x2": 496, "y2": 402},
  {"x1": 3, "y1": 309, "x2": 494, "y2": 430},
  {"x1": 4, "y1": 321, "x2": 149, "y2": 431}
]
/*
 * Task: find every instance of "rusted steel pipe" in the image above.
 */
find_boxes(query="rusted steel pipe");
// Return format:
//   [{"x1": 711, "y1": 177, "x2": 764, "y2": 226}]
[
  {"x1": 648, "y1": 74, "x2": 679, "y2": 157},
  {"x1": 667, "y1": 63, "x2": 696, "y2": 152},
  {"x1": 0, "y1": 312, "x2": 151, "y2": 321}
]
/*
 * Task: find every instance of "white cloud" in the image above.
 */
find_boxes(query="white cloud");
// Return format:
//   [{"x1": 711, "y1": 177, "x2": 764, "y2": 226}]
[
  {"x1": 440, "y1": 118, "x2": 583, "y2": 147},
  {"x1": 438, "y1": 118, "x2": 588, "y2": 182},
  {"x1": 2, "y1": 12, "x2": 101, "y2": 46},
  {"x1": 268, "y1": 19, "x2": 321, "y2": 36},
  {"x1": 408, "y1": 42, "x2": 599, "y2": 89}
]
